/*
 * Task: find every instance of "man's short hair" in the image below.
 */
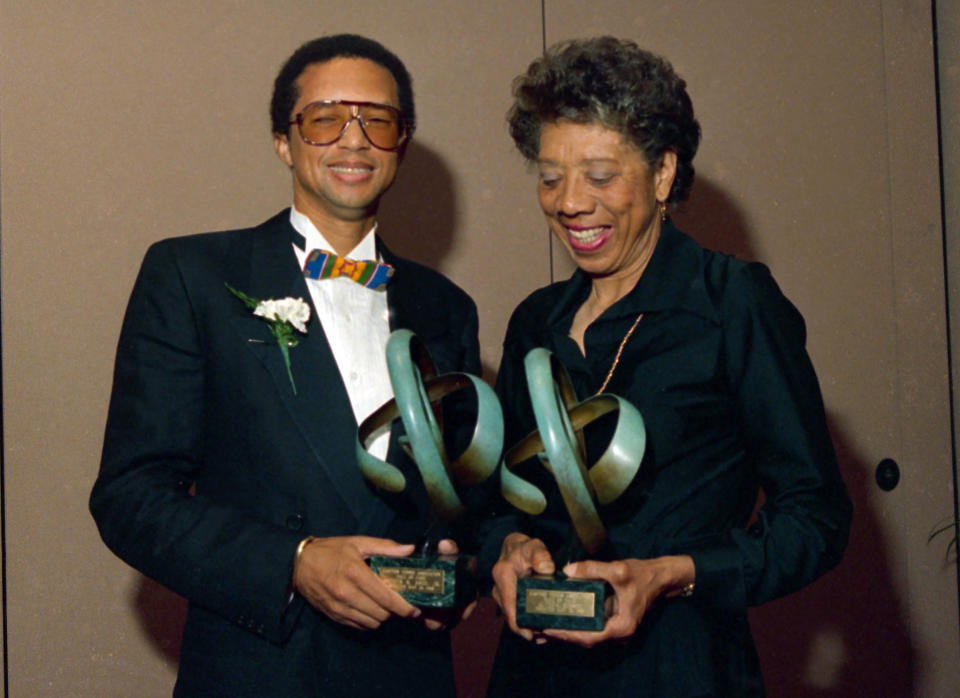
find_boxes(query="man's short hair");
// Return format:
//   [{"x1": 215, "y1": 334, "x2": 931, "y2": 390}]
[{"x1": 270, "y1": 34, "x2": 415, "y2": 139}]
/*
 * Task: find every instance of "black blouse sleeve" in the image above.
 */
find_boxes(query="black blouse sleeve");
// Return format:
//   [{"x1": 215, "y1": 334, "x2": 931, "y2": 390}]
[{"x1": 688, "y1": 262, "x2": 852, "y2": 613}]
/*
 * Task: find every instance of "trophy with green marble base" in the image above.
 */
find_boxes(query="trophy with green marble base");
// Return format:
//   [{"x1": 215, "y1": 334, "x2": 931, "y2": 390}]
[
  {"x1": 367, "y1": 551, "x2": 477, "y2": 609},
  {"x1": 501, "y1": 348, "x2": 646, "y2": 630},
  {"x1": 357, "y1": 329, "x2": 502, "y2": 609}
]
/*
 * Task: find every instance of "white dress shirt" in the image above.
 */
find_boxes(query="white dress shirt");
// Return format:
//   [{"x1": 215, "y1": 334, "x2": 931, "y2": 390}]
[{"x1": 289, "y1": 207, "x2": 393, "y2": 459}]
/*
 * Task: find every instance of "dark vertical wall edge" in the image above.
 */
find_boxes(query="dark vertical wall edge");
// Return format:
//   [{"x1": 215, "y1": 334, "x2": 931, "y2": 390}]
[
  {"x1": 541, "y1": 0, "x2": 554, "y2": 285},
  {"x1": 932, "y1": 0, "x2": 960, "y2": 622},
  {"x1": 1, "y1": 144, "x2": 9, "y2": 697}
]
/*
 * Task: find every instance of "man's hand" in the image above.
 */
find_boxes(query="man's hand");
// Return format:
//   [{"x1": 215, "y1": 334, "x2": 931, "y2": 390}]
[
  {"x1": 490, "y1": 532, "x2": 555, "y2": 642},
  {"x1": 292, "y1": 536, "x2": 419, "y2": 630},
  {"x1": 542, "y1": 555, "x2": 695, "y2": 648}
]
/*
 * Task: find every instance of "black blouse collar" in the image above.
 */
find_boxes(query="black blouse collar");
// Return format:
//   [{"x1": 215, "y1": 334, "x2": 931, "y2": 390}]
[{"x1": 546, "y1": 221, "x2": 722, "y2": 328}]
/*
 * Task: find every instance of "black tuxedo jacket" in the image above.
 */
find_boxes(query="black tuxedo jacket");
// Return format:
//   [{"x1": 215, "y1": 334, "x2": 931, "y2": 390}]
[{"x1": 90, "y1": 210, "x2": 480, "y2": 697}]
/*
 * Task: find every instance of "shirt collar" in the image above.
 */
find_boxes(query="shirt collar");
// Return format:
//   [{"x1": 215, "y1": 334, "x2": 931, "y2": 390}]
[
  {"x1": 289, "y1": 206, "x2": 379, "y2": 259},
  {"x1": 547, "y1": 222, "x2": 721, "y2": 327}
]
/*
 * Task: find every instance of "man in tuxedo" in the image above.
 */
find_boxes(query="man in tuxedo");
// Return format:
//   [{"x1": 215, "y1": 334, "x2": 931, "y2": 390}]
[{"x1": 90, "y1": 34, "x2": 479, "y2": 697}]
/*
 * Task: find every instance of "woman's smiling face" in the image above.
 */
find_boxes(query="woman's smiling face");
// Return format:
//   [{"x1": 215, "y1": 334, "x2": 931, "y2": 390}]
[{"x1": 536, "y1": 121, "x2": 676, "y2": 281}]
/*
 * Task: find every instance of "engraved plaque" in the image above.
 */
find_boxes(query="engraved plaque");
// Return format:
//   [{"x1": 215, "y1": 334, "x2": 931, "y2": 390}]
[
  {"x1": 368, "y1": 554, "x2": 476, "y2": 608},
  {"x1": 516, "y1": 575, "x2": 610, "y2": 631},
  {"x1": 524, "y1": 588, "x2": 596, "y2": 617},
  {"x1": 378, "y1": 567, "x2": 445, "y2": 595}
]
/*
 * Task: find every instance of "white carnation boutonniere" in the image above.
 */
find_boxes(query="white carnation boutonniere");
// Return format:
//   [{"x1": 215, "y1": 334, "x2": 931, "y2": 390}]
[{"x1": 226, "y1": 283, "x2": 310, "y2": 394}]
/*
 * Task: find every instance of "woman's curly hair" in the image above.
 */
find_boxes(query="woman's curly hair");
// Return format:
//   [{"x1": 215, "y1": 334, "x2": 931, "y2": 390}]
[{"x1": 508, "y1": 37, "x2": 701, "y2": 202}]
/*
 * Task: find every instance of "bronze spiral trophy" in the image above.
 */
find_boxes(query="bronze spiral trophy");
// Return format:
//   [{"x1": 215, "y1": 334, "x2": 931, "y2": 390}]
[
  {"x1": 356, "y1": 329, "x2": 503, "y2": 608},
  {"x1": 501, "y1": 348, "x2": 646, "y2": 630}
]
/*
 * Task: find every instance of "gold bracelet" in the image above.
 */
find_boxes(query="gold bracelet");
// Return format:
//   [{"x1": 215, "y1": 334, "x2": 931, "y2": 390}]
[{"x1": 293, "y1": 535, "x2": 318, "y2": 575}]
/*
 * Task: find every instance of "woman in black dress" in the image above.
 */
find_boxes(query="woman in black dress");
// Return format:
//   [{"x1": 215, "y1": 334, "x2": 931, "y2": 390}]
[{"x1": 485, "y1": 37, "x2": 851, "y2": 697}]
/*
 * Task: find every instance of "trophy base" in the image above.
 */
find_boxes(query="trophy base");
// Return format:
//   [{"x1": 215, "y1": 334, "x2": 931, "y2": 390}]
[
  {"x1": 369, "y1": 554, "x2": 476, "y2": 608},
  {"x1": 516, "y1": 575, "x2": 610, "y2": 630}
]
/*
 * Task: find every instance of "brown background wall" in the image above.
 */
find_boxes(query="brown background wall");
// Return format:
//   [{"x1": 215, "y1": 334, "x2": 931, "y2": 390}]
[{"x1": 2, "y1": 1, "x2": 958, "y2": 696}]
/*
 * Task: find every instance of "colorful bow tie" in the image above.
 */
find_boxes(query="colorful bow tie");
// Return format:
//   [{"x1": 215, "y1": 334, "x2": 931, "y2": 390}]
[{"x1": 303, "y1": 249, "x2": 394, "y2": 291}]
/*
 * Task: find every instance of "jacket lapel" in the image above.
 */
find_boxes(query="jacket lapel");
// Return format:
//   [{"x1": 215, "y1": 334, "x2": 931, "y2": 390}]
[
  {"x1": 381, "y1": 242, "x2": 448, "y2": 341},
  {"x1": 235, "y1": 213, "x2": 393, "y2": 529}
]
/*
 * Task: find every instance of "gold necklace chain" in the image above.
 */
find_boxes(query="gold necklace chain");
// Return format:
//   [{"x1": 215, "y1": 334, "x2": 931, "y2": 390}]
[{"x1": 595, "y1": 311, "x2": 644, "y2": 395}]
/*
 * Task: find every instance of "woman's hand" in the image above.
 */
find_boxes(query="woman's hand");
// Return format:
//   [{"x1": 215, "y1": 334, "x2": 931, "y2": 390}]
[
  {"x1": 490, "y1": 532, "x2": 556, "y2": 642},
  {"x1": 542, "y1": 554, "x2": 695, "y2": 648}
]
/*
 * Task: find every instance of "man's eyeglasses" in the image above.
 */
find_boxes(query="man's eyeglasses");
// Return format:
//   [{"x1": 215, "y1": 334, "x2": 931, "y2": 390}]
[{"x1": 289, "y1": 100, "x2": 408, "y2": 151}]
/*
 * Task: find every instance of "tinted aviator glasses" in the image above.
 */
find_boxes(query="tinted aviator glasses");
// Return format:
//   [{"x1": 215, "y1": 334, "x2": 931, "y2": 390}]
[{"x1": 290, "y1": 100, "x2": 407, "y2": 151}]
